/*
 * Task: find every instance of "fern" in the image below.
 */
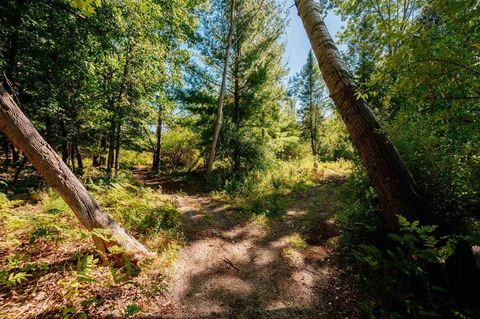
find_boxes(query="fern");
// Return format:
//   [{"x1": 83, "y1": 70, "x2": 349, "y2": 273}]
[{"x1": 76, "y1": 254, "x2": 97, "y2": 283}]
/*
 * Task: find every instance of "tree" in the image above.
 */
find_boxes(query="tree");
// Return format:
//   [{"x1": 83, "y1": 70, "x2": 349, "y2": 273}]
[
  {"x1": 185, "y1": 0, "x2": 288, "y2": 176},
  {"x1": 333, "y1": 0, "x2": 480, "y2": 224},
  {"x1": 290, "y1": 50, "x2": 328, "y2": 159},
  {"x1": 294, "y1": 0, "x2": 429, "y2": 228},
  {"x1": 0, "y1": 85, "x2": 153, "y2": 262},
  {"x1": 151, "y1": 0, "x2": 199, "y2": 175},
  {"x1": 205, "y1": 0, "x2": 235, "y2": 173}
]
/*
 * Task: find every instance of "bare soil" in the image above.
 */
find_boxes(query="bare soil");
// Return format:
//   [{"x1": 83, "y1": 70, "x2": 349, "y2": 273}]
[
  {"x1": 0, "y1": 170, "x2": 358, "y2": 318},
  {"x1": 138, "y1": 171, "x2": 358, "y2": 319}
]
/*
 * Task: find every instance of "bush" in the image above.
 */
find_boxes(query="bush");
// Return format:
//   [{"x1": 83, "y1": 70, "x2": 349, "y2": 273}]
[
  {"x1": 162, "y1": 127, "x2": 201, "y2": 170},
  {"x1": 96, "y1": 180, "x2": 181, "y2": 238},
  {"x1": 120, "y1": 150, "x2": 152, "y2": 169},
  {"x1": 352, "y1": 217, "x2": 463, "y2": 317},
  {"x1": 337, "y1": 169, "x2": 475, "y2": 318}
]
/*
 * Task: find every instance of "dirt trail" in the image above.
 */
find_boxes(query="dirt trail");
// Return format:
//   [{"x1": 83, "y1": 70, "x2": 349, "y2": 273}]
[{"x1": 140, "y1": 174, "x2": 359, "y2": 319}]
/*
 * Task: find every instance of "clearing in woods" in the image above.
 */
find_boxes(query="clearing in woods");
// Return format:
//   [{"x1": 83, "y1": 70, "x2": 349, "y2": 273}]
[{"x1": 136, "y1": 170, "x2": 359, "y2": 318}]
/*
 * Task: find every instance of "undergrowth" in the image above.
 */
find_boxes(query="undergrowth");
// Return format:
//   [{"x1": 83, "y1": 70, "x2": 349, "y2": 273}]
[
  {"x1": 210, "y1": 157, "x2": 352, "y2": 224},
  {"x1": 0, "y1": 169, "x2": 182, "y2": 314},
  {"x1": 337, "y1": 169, "x2": 479, "y2": 318}
]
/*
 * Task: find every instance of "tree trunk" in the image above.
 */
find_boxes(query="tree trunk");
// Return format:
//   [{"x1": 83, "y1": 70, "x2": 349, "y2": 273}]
[
  {"x1": 114, "y1": 121, "x2": 121, "y2": 171},
  {"x1": 205, "y1": 0, "x2": 235, "y2": 173},
  {"x1": 99, "y1": 133, "x2": 107, "y2": 167},
  {"x1": 310, "y1": 133, "x2": 316, "y2": 157},
  {"x1": 2, "y1": 135, "x2": 10, "y2": 166},
  {"x1": 75, "y1": 144, "x2": 83, "y2": 173},
  {"x1": 92, "y1": 154, "x2": 100, "y2": 167},
  {"x1": 232, "y1": 41, "x2": 241, "y2": 173},
  {"x1": 152, "y1": 104, "x2": 163, "y2": 174},
  {"x1": 309, "y1": 104, "x2": 317, "y2": 158},
  {"x1": 0, "y1": 84, "x2": 153, "y2": 261},
  {"x1": 60, "y1": 119, "x2": 69, "y2": 166},
  {"x1": 107, "y1": 119, "x2": 116, "y2": 178},
  {"x1": 11, "y1": 143, "x2": 19, "y2": 164},
  {"x1": 295, "y1": 0, "x2": 429, "y2": 227}
]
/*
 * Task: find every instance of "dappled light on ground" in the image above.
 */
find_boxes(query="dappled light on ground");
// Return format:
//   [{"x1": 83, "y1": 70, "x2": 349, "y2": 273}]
[{"x1": 143, "y1": 174, "x2": 359, "y2": 318}]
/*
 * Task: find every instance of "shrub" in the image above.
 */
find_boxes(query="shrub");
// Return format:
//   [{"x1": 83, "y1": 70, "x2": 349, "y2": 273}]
[
  {"x1": 96, "y1": 180, "x2": 181, "y2": 238},
  {"x1": 337, "y1": 171, "x2": 473, "y2": 318}
]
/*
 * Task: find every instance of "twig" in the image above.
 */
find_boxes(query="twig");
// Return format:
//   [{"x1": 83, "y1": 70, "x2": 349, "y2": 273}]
[{"x1": 223, "y1": 257, "x2": 239, "y2": 271}]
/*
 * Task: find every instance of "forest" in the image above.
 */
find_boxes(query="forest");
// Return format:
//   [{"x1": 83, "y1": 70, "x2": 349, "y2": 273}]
[{"x1": 0, "y1": 0, "x2": 479, "y2": 318}]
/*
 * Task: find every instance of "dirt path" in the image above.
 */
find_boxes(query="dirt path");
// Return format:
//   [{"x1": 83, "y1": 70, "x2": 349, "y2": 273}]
[{"x1": 143, "y1": 175, "x2": 359, "y2": 318}]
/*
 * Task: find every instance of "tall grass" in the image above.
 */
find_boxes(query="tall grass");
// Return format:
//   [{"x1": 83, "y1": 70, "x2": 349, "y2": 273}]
[{"x1": 214, "y1": 157, "x2": 353, "y2": 222}]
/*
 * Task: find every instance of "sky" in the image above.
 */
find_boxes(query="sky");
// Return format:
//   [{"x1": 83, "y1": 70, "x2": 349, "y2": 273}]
[{"x1": 283, "y1": 1, "x2": 345, "y2": 79}]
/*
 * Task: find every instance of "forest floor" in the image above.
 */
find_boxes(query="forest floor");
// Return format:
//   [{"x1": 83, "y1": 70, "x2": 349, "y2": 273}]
[
  {"x1": 0, "y1": 167, "x2": 358, "y2": 318},
  {"x1": 135, "y1": 169, "x2": 359, "y2": 318}
]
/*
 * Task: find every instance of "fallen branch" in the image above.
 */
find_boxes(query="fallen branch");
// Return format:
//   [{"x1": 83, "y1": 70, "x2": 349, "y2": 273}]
[{"x1": 223, "y1": 257, "x2": 239, "y2": 271}]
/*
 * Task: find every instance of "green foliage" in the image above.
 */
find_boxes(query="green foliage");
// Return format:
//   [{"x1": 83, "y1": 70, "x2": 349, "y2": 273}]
[
  {"x1": 97, "y1": 180, "x2": 181, "y2": 237},
  {"x1": 0, "y1": 254, "x2": 49, "y2": 288},
  {"x1": 30, "y1": 226, "x2": 62, "y2": 244},
  {"x1": 337, "y1": 172, "x2": 470, "y2": 317},
  {"x1": 76, "y1": 254, "x2": 98, "y2": 283},
  {"x1": 0, "y1": 269, "x2": 30, "y2": 288},
  {"x1": 68, "y1": 0, "x2": 101, "y2": 16},
  {"x1": 216, "y1": 158, "x2": 352, "y2": 223},
  {"x1": 355, "y1": 216, "x2": 461, "y2": 317},
  {"x1": 42, "y1": 190, "x2": 71, "y2": 215},
  {"x1": 0, "y1": 0, "x2": 205, "y2": 175},
  {"x1": 317, "y1": 112, "x2": 354, "y2": 161},
  {"x1": 289, "y1": 50, "x2": 330, "y2": 158},
  {"x1": 331, "y1": 0, "x2": 480, "y2": 316},
  {"x1": 0, "y1": 192, "x2": 9, "y2": 210},
  {"x1": 161, "y1": 127, "x2": 202, "y2": 170},
  {"x1": 182, "y1": 0, "x2": 293, "y2": 175},
  {"x1": 125, "y1": 303, "x2": 142, "y2": 316},
  {"x1": 333, "y1": 0, "x2": 479, "y2": 224}
]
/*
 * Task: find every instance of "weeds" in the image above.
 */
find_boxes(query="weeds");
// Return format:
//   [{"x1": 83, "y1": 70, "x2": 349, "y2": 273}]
[
  {"x1": 213, "y1": 158, "x2": 352, "y2": 225},
  {"x1": 0, "y1": 168, "x2": 183, "y2": 317}
]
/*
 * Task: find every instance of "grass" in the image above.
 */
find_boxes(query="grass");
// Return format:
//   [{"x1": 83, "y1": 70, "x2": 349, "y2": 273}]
[
  {"x1": 0, "y1": 153, "x2": 354, "y2": 317},
  {"x1": 0, "y1": 164, "x2": 185, "y2": 317},
  {"x1": 286, "y1": 233, "x2": 308, "y2": 250},
  {"x1": 0, "y1": 168, "x2": 182, "y2": 271},
  {"x1": 214, "y1": 157, "x2": 353, "y2": 226}
]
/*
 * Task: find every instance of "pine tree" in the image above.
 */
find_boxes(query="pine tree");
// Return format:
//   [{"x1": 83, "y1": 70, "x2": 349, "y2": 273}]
[{"x1": 290, "y1": 50, "x2": 329, "y2": 159}]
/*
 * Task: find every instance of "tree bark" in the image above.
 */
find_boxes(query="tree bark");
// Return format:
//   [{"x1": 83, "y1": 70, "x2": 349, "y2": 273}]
[
  {"x1": 11, "y1": 142, "x2": 19, "y2": 164},
  {"x1": 75, "y1": 144, "x2": 83, "y2": 173},
  {"x1": 205, "y1": 0, "x2": 235, "y2": 173},
  {"x1": 60, "y1": 119, "x2": 69, "y2": 166},
  {"x1": 107, "y1": 118, "x2": 116, "y2": 178},
  {"x1": 114, "y1": 121, "x2": 121, "y2": 171},
  {"x1": 232, "y1": 40, "x2": 241, "y2": 173},
  {"x1": 92, "y1": 154, "x2": 100, "y2": 167},
  {"x1": 99, "y1": 133, "x2": 107, "y2": 167},
  {"x1": 295, "y1": 0, "x2": 429, "y2": 227},
  {"x1": 152, "y1": 104, "x2": 163, "y2": 174},
  {"x1": 0, "y1": 84, "x2": 153, "y2": 261},
  {"x1": 2, "y1": 135, "x2": 10, "y2": 166}
]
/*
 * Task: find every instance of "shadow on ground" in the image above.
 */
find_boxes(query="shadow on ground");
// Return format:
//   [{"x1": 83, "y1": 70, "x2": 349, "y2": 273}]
[{"x1": 133, "y1": 170, "x2": 359, "y2": 319}]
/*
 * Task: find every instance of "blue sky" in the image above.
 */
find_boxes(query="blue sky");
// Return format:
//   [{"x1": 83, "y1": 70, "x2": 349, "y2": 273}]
[{"x1": 283, "y1": 1, "x2": 345, "y2": 79}]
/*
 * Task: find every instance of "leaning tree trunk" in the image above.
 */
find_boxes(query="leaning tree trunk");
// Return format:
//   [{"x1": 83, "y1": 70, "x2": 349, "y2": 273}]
[
  {"x1": 0, "y1": 84, "x2": 153, "y2": 261},
  {"x1": 295, "y1": 0, "x2": 429, "y2": 227},
  {"x1": 205, "y1": 0, "x2": 235, "y2": 173}
]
